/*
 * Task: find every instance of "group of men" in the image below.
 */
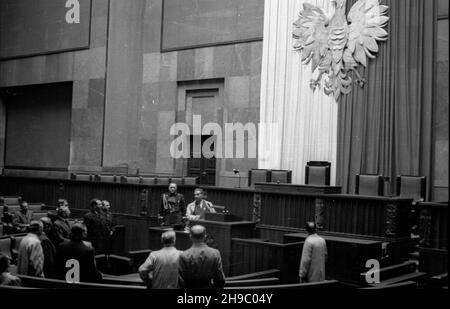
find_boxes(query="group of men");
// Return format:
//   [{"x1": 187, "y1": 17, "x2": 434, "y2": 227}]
[
  {"x1": 0, "y1": 198, "x2": 116, "y2": 286},
  {"x1": 159, "y1": 184, "x2": 216, "y2": 229},
  {"x1": 138, "y1": 225, "x2": 225, "y2": 289}
]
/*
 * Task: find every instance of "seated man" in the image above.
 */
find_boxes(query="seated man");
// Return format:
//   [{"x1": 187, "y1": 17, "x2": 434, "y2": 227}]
[
  {"x1": 13, "y1": 201, "x2": 34, "y2": 232},
  {"x1": 0, "y1": 253, "x2": 21, "y2": 286}
]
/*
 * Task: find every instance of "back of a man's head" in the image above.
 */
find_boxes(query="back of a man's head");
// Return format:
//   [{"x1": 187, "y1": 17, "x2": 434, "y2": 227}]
[
  {"x1": 70, "y1": 223, "x2": 87, "y2": 242},
  {"x1": 190, "y1": 225, "x2": 206, "y2": 243},
  {"x1": 305, "y1": 221, "x2": 317, "y2": 234},
  {"x1": 161, "y1": 230, "x2": 176, "y2": 247},
  {"x1": 29, "y1": 220, "x2": 43, "y2": 235}
]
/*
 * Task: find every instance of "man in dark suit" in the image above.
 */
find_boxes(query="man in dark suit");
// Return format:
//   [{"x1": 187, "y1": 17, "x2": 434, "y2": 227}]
[
  {"x1": 178, "y1": 225, "x2": 225, "y2": 289},
  {"x1": 39, "y1": 217, "x2": 57, "y2": 278},
  {"x1": 83, "y1": 198, "x2": 107, "y2": 254},
  {"x1": 49, "y1": 202, "x2": 71, "y2": 246},
  {"x1": 13, "y1": 201, "x2": 33, "y2": 232},
  {"x1": 56, "y1": 223, "x2": 102, "y2": 283}
]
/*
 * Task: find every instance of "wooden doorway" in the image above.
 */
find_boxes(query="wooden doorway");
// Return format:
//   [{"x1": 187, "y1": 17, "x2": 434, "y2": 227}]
[{"x1": 188, "y1": 135, "x2": 216, "y2": 185}]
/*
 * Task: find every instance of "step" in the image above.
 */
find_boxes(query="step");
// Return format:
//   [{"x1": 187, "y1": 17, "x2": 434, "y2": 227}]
[
  {"x1": 369, "y1": 271, "x2": 428, "y2": 287},
  {"x1": 361, "y1": 261, "x2": 417, "y2": 283}
]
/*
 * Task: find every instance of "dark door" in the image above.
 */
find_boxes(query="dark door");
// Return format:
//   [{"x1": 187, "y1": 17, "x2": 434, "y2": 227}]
[{"x1": 188, "y1": 135, "x2": 216, "y2": 185}]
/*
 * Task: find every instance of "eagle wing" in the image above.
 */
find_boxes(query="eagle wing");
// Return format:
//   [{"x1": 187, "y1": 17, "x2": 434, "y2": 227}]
[
  {"x1": 293, "y1": 3, "x2": 330, "y2": 73},
  {"x1": 345, "y1": 0, "x2": 389, "y2": 68}
]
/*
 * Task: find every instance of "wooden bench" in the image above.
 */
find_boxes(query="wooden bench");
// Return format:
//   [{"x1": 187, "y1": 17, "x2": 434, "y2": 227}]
[
  {"x1": 361, "y1": 280, "x2": 417, "y2": 289},
  {"x1": 225, "y1": 277, "x2": 280, "y2": 287},
  {"x1": 226, "y1": 269, "x2": 281, "y2": 281},
  {"x1": 17, "y1": 274, "x2": 146, "y2": 289},
  {"x1": 224, "y1": 280, "x2": 341, "y2": 290}
]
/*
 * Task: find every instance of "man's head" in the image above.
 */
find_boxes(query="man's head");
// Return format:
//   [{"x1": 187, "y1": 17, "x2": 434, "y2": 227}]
[
  {"x1": 194, "y1": 188, "x2": 205, "y2": 202},
  {"x1": 57, "y1": 199, "x2": 68, "y2": 208},
  {"x1": 57, "y1": 204, "x2": 71, "y2": 218},
  {"x1": 70, "y1": 223, "x2": 87, "y2": 242},
  {"x1": 102, "y1": 200, "x2": 111, "y2": 212},
  {"x1": 305, "y1": 221, "x2": 317, "y2": 235},
  {"x1": 168, "y1": 183, "x2": 178, "y2": 194},
  {"x1": 190, "y1": 225, "x2": 206, "y2": 243},
  {"x1": 161, "y1": 230, "x2": 176, "y2": 247},
  {"x1": 90, "y1": 198, "x2": 102, "y2": 212},
  {"x1": 19, "y1": 201, "x2": 28, "y2": 212},
  {"x1": 29, "y1": 220, "x2": 43, "y2": 236},
  {"x1": 40, "y1": 216, "x2": 52, "y2": 234},
  {"x1": 0, "y1": 253, "x2": 11, "y2": 273}
]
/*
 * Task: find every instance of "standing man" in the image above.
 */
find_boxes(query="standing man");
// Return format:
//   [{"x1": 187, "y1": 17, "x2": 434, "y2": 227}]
[
  {"x1": 13, "y1": 201, "x2": 33, "y2": 232},
  {"x1": 160, "y1": 183, "x2": 186, "y2": 228},
  {"x1": 185, "y1": 188, "x2": 216, "y2": 220},
  {"x1": 17, "y1": 221, "x2": 45, "y2": 277},
  {"x1": 56, "y1": 223, "x2": 102, "y2": 283},
  {"x1": 101, "y1": 200, "x2": 116, "y2": 255},
  {"x1": 49, "y1": 201, "x2": 72, "y2": 246},
  {"x1": 178, "y1": 225, "x2": 225, "y2": 289},
  {"x1": 83, "y1": 198, "x2": 106, "y2": 254},
  {"x1": 138, "y1": 231, "x2": 182, "y2": 289},
  {"x1": 299, "y1": 222, "x2": 327, "y2": 283},
  {"x1": 39, "y1": 217, "x2": 57, "y2": 278}
]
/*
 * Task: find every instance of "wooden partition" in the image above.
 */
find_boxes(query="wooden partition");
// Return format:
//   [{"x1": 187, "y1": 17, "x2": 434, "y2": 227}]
[
  {"x1": 0, "y1": 176, "x2": 416, "y2": 249},
  {"x1": 230, "y1": 238, "x2": 303, "y2": 283},
  {"x1": 418, "y1": 202, "x2": 448, "y2": 276}
]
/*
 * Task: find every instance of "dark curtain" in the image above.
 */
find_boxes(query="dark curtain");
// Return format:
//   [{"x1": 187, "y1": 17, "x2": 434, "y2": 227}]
[{"x1": 336, "y1": 0, "x2": 436, "y2": 198}]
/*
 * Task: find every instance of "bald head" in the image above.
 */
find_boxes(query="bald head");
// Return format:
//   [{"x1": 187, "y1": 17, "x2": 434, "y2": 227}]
[
  {"x1": 305, "y1": 221, "x2": 317, "y2": 234},
  {"x1": 190, "y1": 225, "x2": 206, "y2": 242}
]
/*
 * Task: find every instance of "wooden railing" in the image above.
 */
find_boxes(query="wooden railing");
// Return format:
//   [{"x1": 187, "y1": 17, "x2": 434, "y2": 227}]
[
  {"x1": 0, "y1": 176, "x2": 418, "y2": 244},
  {"x1": 230, "y1": 238, "x2": 303, "y2": 283}
]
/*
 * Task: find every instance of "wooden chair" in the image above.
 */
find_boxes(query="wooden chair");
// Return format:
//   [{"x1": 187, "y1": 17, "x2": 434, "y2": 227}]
[
  {"x1": 248, "y1": 169, "x2": 270, "y2": 187},
  {"x1": 170, "y1": 177, "x2": 183, "y2": 185},
  {"x1": 156, "y1": 177, "x2": 170, "y2": 185},
  {"x1": 183, "y1": 177, "x2": 198, "y2": 185},
  {"x1": 396, "y1": 175, "x2": 427, "y2": 202},
  {"x1": 121, "y1": 176, "x2": 142, "y2": 184},
  {"x1": 355, "y1": 174, "x2": 384, "y2": 196},
  {"x1": 305, "y1": 161, "x2": 331, "y2": 185},
  {"x1": 270, "y1": 170, "x2": 292, "y2": 184}
]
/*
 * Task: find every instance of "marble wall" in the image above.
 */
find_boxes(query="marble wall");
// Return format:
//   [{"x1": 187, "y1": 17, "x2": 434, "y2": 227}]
[
  {"x1": 0, "y1": 0, "x2": 109, "y2": 176},
  {"x1": 138, "y1": 0, "x2": 263, "y2": 186}
]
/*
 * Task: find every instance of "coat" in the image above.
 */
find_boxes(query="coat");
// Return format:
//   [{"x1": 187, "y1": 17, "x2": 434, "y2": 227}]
[{"x1": 299, "y1": 234, "x2": 327, "y2": 283}]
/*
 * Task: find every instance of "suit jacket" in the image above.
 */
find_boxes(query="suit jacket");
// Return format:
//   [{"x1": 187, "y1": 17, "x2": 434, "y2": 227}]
[
  {"x1": 50, "y1": 217, "x2": 71, "y2": 246},
  {"x1": 17, "y1": 233, "x2": 44, "y2": 277},
  {"x1": 56, "y1": 240, "x2": 102, "y2": 283},
  {"x1": 39, "y1": 233, "x2": 56, "y2": 279},
  {"x1": 178, "y1": 243, "x2": 225, "y2": 289},
  {"x1": 83, "y1": 211, "x2": 107, "y2": 254},
  {"x1": 13, "y1": 210, "x2": 33, "y2": 225},
  {"x1": 185, "y1": 200, "x2": 216, "y2": 220},
  {"x1": 299, "y1": 234, "x2": 327, "y2": 283}
]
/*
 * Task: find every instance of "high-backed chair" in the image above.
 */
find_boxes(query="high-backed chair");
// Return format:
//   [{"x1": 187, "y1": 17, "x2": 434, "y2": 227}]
[
  {"x1": 396, "y1": 175, "x2": 427, "y2": 202},
  {"x1": 76, "y1": 174, "x2": 92, "y2": 182},
  {"x1": 355, "y1": 174, "x2": 384, "y2": 196},
  {"x1": 183, "y1": 177, "x2": 198, "y2": 185},
  {"x1": 305, "y1": 161, "x2": 331, "y2": 186},
  {"x1": 98, "y1": 175, "x2": 117, "y2": 183},
  {"x1": 170, "y1": 178, "x2": 183, "y2": 185},
  {"x1": 156, "y1": 177, "x2": 170, "y2": 185},
  {"x1": 121, "y1": 176, "x2": 142, "y2": 184},
  {"x1": 248, "y1": 169, "x2": 270, "y2": 187},
  {"x1": 141, "y1": 177, "x2": 156, "y2": 186},
  {"x1": 270, "y1": 170, "x2": 292, "y2": 184}
]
